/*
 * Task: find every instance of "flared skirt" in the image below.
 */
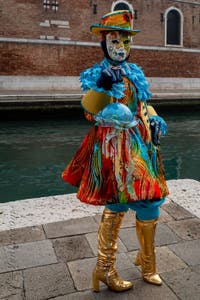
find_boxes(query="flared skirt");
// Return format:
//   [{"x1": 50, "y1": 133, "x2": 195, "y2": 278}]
[{"x1": 62, "y1": 125, "x2": 169, "y2": 205}]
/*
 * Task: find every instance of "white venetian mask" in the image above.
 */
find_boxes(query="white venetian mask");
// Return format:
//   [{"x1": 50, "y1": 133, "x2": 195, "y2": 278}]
[{"x1": 106, "y1": 31, "x2": 131, "y2": 62}]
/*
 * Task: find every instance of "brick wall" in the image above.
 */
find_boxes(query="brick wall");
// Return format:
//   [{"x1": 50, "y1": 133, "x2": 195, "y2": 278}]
[
  {"x1": 0, "y1": 42, "x2": 199, "y2": 77},
  {"x1": 0, "y1": 0, "x2": 199, "y2": 48},
  {"x1": 0, "y1": 0, "x2": 199, "y2": 77}
]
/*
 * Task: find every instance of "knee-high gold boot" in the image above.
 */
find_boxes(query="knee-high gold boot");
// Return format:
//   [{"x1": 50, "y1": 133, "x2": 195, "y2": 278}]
[
  {"x1": 92, "y1": 208, "x2": 133, "y2": 292},
  {"x1": 134, "y1": 218, "x2": 162, "y2": 285}
]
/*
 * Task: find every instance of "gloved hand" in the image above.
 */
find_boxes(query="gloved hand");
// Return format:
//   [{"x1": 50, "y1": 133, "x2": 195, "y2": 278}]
[
  {"x1": 149, "y1": 116, "x2": 167, "y2": 146},
  {"x1": 96, "y1": 66, "x2": 125, "y2": 90}
]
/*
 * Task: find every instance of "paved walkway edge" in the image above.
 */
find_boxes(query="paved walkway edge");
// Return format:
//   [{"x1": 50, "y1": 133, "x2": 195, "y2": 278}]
[{"x1": 0, "y1": 179, "x2": 199, "y2": 232}]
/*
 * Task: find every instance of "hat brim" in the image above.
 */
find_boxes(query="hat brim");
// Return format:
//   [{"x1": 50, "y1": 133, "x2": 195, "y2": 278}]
[{"x1": 90, "y1": 24, "x2": 140, "y2": 36}]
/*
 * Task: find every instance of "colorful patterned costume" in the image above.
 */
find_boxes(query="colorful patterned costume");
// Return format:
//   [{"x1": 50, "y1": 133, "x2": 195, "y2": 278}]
[
  {"x1": 62, "y1": 10, "x2": 169, "y2": 292},
  {"x1": 62, "y1": 58, "x2": 169, "y2": 205}
]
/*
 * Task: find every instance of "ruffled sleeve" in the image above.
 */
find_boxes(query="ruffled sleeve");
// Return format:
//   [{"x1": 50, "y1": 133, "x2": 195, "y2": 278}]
[
  {"x1": 149, "y1": 115, "x2": 168, "y2": 136},
  {"x1": 127, "y1": 64, "x2": 152, "y2": 101},
  {"x1": 80, "y1": 63, "x2": 125, "y2": 99}
]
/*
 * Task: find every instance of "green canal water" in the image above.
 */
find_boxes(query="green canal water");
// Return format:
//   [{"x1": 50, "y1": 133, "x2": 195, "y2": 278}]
[{"x1": 0, "y1": 110, "x2": 199, "y2": 203}]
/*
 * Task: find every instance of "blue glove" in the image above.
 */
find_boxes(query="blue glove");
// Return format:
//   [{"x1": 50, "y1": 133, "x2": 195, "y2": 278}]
[
  {"x1": 96, "y1": 66, "x2": 125, "y2": 90},
  {"x1": 149, "y1": 116, "x2": 167, "y2": 146}
]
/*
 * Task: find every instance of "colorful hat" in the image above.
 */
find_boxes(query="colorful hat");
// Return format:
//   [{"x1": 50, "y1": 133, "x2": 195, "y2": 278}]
[{"x1": 90, "y1": 10, "x2": 140, "y2": 36}]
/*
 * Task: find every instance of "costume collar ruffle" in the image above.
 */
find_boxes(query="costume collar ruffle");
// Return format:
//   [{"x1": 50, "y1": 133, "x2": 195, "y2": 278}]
[{"x1": 80, "y1": 58, "x2": 152, "y2": 101}]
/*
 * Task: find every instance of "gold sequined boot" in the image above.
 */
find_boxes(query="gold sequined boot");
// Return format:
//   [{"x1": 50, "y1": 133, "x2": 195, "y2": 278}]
[
  {"x1": 134, "y1": 218, "x2": 162, "y2": 285},
  {"x1": 93, "y1": 208, "x2": 133, "y2": 292}
]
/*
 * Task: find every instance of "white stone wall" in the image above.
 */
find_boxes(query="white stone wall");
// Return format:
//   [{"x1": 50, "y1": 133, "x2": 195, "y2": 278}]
[{"x1": 0, "y1": 76, "x2": 200, "y2": 92}]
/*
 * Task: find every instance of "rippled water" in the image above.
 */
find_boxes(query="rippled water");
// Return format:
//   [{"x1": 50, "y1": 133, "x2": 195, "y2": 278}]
[{"x1": 0, "y1": 110, "x2": 199, "y2": 203}]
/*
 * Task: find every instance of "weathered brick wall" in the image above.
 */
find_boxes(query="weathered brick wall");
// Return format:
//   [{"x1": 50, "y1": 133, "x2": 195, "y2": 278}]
[
  {"x1": 0, "y1": 42, "x2": 199, "y2": 77},
  {"x1": 0, "y1": 0, "x2": 199, "y2": 76},
  {"x1": 0, "y1": 0, "x2": 199, "y2": 48}
]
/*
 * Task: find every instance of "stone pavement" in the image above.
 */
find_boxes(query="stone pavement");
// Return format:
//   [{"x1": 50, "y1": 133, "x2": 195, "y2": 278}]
[{"x1": 0, "y1": 201, "x2": 199, "y2": 300}]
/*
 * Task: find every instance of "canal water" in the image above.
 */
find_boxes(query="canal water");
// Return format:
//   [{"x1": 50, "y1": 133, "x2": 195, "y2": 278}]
[{"x1": 0, "y1": 110, "x2": 199, "y2": 203}]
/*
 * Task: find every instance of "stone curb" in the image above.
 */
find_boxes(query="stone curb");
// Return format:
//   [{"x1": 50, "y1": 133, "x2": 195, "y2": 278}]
[{"x1": 0, "y1": 179, "x2": 199, "y2": 232}]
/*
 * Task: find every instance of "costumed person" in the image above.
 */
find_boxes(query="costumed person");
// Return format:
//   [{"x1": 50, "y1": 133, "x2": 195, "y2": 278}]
[{"x1": 62, "y1": 10, "x2": 169, "y2": 292}]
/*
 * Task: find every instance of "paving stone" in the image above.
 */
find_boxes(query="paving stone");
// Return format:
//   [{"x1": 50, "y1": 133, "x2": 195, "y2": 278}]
[
  {"x1": 119, "y1": 223, "x2": 180, "y2": 251},
  {"x1": 118, "y1": 267, "x2": 141, "y2": 282},
  {"x1": 158, "y1": 208, "x2": 174, "y2": 223},
  {"x1": 53, "y1": 235, "x2": 94, "y2": 262},
  {"x1": 0, "y1": 225, "x2": 45, "y2": 246},
  {"x1": 162, "y1": 202, "x2": 194, "y2": 220},
  {"x1": 85, "y1": 232, "x2": 98, "y2": 256},
  {"x1": 161, "y1": 266, "x2": 200, "y2": 300},
  {"x1": 23, "y1": 263, "x2": 75, "y2": 300},
  {"x1": 68, "y1": 253, "x2": 135, "y2": 291},
  {"x1": 93, "y1": 211, "x2": 136, "y2": 228},
  {"x1": 67, "y1": 257, "x2": 96, "y2": 291},
  {"x1": 0, "y1": 294, "x2": 23, "y2": 300},
  {"x1": 155, "y1": 224, "x2": 181, "y2": 246},
  {"x1": 43, "y1": 217, "x2": 98, "y2": 238},
  {"x1": 155, "y1": 246, "x2": 187, "y2": 273},
  {"x1": 115, "y1": 253, "x2": 135, "y2": 270},
  {"x1": 93, "y1": 278, "x2": 179, "y2": 299},
  {"x1": 85, "y1": 232, "x2": 127, "y2": 256},
  {"x1": 0, "y1": 240, "x2": 57, "y2": 273},
  {"x1": 127, "y1": 250, "x2": 139, "y2": 266},
  {"x1": 167, "y1": 218, "x2": 200, "y2": 240},
  {"x1": 128, "y1": 246, "x2": 187, "y2": 274},
  {"x1": 93, "y1": 214, "x2": 102, "y2": 225},
  {"x1": 169, "y1": 239, "x2": 200, "y2": 266},
  {"x1": 119, "y1": 227, "x2": 139, "y2": 251},
  {"x1": 192, "y1": 264, "x2": 200, "y2": 274},
  {"x1": 121, "y1": 210, "x2": 136, "y2": 228},
  {"x1": 48, "y1": 291, "x2": 95, "y2": 300},
  {"x1": 0, "y1": 270, "x2": 24, "y2": 300}
]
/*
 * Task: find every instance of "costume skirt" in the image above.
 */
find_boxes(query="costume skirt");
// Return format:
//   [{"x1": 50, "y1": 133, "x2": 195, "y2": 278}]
[{"x1": 62, "y1": 125, "x2": 169, "y2": 205}]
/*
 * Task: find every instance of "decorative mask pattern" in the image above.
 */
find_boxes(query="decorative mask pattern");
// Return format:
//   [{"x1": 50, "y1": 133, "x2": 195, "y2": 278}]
[{"x1": 106, "y1": 31, "x2": 131, "y2": 62}]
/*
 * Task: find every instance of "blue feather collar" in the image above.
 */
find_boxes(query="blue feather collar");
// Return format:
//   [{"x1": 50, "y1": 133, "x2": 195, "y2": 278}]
[{"x1": 80, "y1": 58, "x2": 152, "y2": 101}]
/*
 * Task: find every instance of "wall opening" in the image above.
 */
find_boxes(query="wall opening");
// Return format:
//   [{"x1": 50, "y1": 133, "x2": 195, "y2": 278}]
[
  {"x1": 165, "y1": 7, "x2": 183, "y2": 46},
  {"x1": 111, "y1": 1, "x2": 133, "y2": 13}
]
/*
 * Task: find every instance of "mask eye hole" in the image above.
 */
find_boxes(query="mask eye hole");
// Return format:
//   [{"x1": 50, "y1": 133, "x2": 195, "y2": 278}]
[
  {"x1": 112, "y1": 39, "x2": 119, "y2": 45},
  {"x1": 124, "y1": 39, "x2": 130, "y2": 45}
]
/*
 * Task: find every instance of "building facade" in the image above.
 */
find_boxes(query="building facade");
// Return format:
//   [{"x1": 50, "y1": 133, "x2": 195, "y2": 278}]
[{"x1": 0, "y1": 0, "x2": 200, "y2": 77}]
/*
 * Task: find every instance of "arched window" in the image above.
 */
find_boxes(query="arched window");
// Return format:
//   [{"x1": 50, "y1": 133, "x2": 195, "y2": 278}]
[
  {"x1": 111, "y1": 1, "x2": 133, "y2": 13},
  {"x1": 165, "y1": 7, "x2": 183, "y2": 46},
  {"x1": 167, "y1": 10, "x2": 180, "y2": 44}
]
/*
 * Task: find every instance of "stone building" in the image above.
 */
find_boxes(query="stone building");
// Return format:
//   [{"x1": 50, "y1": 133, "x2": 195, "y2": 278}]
[{"x1": 0, "y1": 0, "x2": 200, "y2": 77}]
